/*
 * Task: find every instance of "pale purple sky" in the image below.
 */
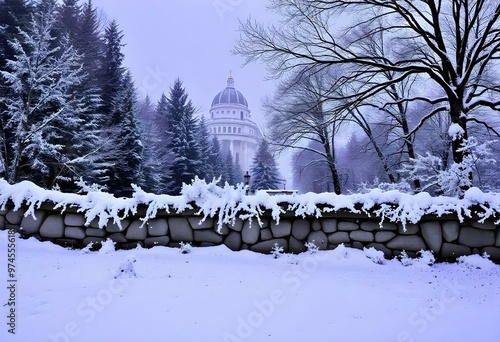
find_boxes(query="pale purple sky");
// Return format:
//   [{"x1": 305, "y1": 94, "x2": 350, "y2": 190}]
[{"x1": 92, "y1": 0, "x2": 276, "y2": 126}]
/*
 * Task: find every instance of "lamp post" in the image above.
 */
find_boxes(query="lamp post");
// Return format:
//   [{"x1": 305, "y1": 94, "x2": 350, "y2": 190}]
[{"x1": 244, "y1": 171, "x2": 251, "y2": 195}]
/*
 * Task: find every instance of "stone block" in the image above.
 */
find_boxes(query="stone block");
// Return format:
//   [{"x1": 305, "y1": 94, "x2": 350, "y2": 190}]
[
  {"x1": 194, "y1": 229, "x2": 224, "y2": 244},
  {"x1": 352, "y1": 241, "x2": 363, "y2": 250},
  {"x1": 496, "y1": 230, "x2": 500, "y2": 247},
  {"x1": 311, "y1": 220, "x2": 322, "y2": 231},
  {"x1": 188, "y1": 216, "x2": 214, "y2": 230},
  {"x1": 337, "y1": 221, "x2": 359, "y2": 231},
  {"x1": 482, "y1": 247, "x2": 500, "y2": 263},
  {"x1": 440, "y1": 243, "x2": 471, "y2": 261},
  {"x1": 360, "y1": 221, "x2": 380, "y2": 231},
  {"x1": 224, "y1": 231, "x2": 242, "y2": 251},
  {"x1": 20, "y1": 210, "x2": 47, "y2": 234},
  {"x1": 442, "y1": 221, "x2": 459, "y2": 242},
  {"x1": 289, "y1": 236, "x2": 307, "y2": 254},
  {"x1": 328, "y1": 232, "x2": 350, "y2": 244},
  {"x1": 375, "y1": 231, "x2": 396, "y2": 243},
  {"x1": 6, "y1": 208, "x2": 26, "y2": 225},
  {"x1": 307, "y1": 231, "x2": 328, "y2": 250},
  {"x1": 292, "y1": 220, "x2": 310, "y2": 240},
  {"x1": 242, "y1": 220, "x2": 260, "y2": 244},
  {"x1": 366, "y1": 243, "x2": 392, "y2": 259},
  {"x1": 89, "y1": 217, "x2": 109, "y2": 229},
  {"x1": 321, "y1": 219, "x2": 337, "y2": 233},
  {"x1": 86, "y1": 228, "x2": 107, "y2": 237},
  {"x1": 420, "y1": 222, "x2": 442, "y2": 253},
  {"x1": 144, "y1": 236, "x2": 170, "y2": 248},
  {"x1": 379, "y1": 222, "x2": 398, "y2": 231},
  {"x1": 125, "y1": 220, "x2": 148, "y2": 241},
  {"x1": 260, "y1": 228, "x2": 273, "y2": 241},
  {"x1": 64, "y1": 213, "x2": 86, "y2": 226},
  {"x1": 250, "y1": 238, "x2": 288, "y2": 254},
  {"x1": 65, "y1": 227, "x2": 86, "y2": 240},
  {"x1": 147, "y1": 218, "x2": 169, "y2": 236},
  {"x1": 386, "y1": 235, "x2": 426, "y2": 252},
  {"x1": 168, "y1": 217, "x2": 193, "y2": 242},
  {"x1": 216, "y1": 224, "x2": 229, "y2": 236},
  {"x1": 271, "y1": 220, "x2": 292, "y2": 238},
  {"x1": 107, "y1": 233, "x2": 128, "y2": 244},
  {"x1": 458, "y1": 227, "x2": 495, "y2": 248},
  {"x1": 398, "y1": 223, "x2": 419, "y2": 234},
  {"x1": 469, "y1": 221, "x2": 496, "y2": 230},
  {"x1": 104, "y1": 219, "x2": 130, "y2": 233},
  {"x1": 0, "y1": 216, "x2": 5, "y2": 230},
  {"x1": 350, "y1": 230, "x2": 374, "y2": 243},
  {"x1": 39, "y1": 215, "x2": 64, "y2": 238},
  {"x1": 228, "y1": 218, "x2": 244, "y2": 232}
]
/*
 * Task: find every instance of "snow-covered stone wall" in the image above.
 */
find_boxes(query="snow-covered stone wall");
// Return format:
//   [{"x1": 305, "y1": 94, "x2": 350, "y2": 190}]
[{"x1": 0, "y1": 179, "x2": 499, "y2": 262}]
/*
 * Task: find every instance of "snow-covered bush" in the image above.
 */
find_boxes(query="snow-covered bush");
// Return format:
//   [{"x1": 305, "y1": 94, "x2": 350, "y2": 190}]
[
  {"x1": 401, "y1": 136, "x2": 496, "y2": 197},
  {"x1": 457, "y1": 253, "x2": 494, "y2": 270},
  {"x1": 331, "y1": 243, "x2": 348, "y2": 260},
  {"x1": 179, "y1": 242, "x2": 192, "y2": 254},
  {"x1": 363, "y1": 247, "x2": 385, "y2": 264},
  {"x1": 114, "y1": 255, "x2": 137, "y2": 279},
  {"x1": 271, "y1": 243, "x2": 284, "y2": 259},
  {"x1": 399, "y1": 250, "x2": 435, "y2": 267},
  {"x1": 304, "y1": 241, "x2": 319, "y2": 254},
  {"x1": 98, "y1": 239, "x2": 116, "y2": 254}
]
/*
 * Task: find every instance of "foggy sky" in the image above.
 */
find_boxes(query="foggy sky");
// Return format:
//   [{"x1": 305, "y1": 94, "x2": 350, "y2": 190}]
[{"x1": 92, "y1": 0, "x2": 276, "y2": 126}]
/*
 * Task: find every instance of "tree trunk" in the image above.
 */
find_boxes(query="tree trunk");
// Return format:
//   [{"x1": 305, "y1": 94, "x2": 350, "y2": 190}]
[{"x1": 449, "y1": 101, "x2": 472, "y2": 192}]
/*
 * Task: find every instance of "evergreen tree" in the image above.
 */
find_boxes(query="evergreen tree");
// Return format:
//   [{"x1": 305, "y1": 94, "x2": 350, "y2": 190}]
[
  {"x1": 196, "y1": 116, "x2": 213, "y2": 180},
  {"x1": 105, "y1": 71, "x2": 142, "y2": 197},
  {"x1": 0, "y1": 4, "x2": 95, "y2": 187},
  {"x1": 209, "y1": 136, "x2": 225, "y2": 182},
  {"x1": 136, "y1": 95, "x2": 164, "y2": 193},
  {"x1": 101, "y1": 19, "x2": 124, "y2": 121},
  {"x1": 166, "y1": 78, "x2": 201, "y2": 194},
  {"x1": 250, "y1": 139, "x2": 281, "y2": 191},
  {"x1": 223, "y1": 148, "x2": 236, "y2": 185},
  {"x1": 76, "y1": 0, "x2": 104, "y2": 91}
]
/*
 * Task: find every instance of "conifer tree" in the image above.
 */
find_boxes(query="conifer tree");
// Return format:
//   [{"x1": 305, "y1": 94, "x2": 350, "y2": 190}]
[
  {"x1": 250, "y1": 139, "x2": 281, "y2": 191},
  {"x1": 136, "y1": 95, "x2": 164, "y2": 193},
  {"x1": 209, "y1": 136, "x2": 225, "y2": 182},
  {"x1": 166, "y1": 78, "x2": 201, "y2": 194},
  {"x1": 196, "y1": 116, "x2": 213, "y2": 180},
  {"x1": 0, "y1": 4, "x2": 95, "y2": 187},
  {"x1": 105, "y1": 71, "x2": 142, "y2": 197}
]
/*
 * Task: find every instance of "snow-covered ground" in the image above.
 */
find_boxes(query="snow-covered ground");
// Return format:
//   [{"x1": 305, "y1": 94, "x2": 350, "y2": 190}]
[{"x1": 1, "y1": 230, "x2": 499, "y2": 342}]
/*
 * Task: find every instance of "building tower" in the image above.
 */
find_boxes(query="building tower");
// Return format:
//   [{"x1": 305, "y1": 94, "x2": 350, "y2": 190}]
[{"x1": 207, "y1": 74, "x2": 262, "y2": 172}]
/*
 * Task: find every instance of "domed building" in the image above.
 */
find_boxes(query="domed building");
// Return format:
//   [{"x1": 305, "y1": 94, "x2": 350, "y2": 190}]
[{"x1": 207, "y1": 74, "x2": 262, "y2": 172}]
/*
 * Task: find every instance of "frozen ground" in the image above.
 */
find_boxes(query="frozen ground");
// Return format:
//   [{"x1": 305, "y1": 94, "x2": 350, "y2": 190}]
[{"x1": 0, "y1": 230, "x2": 499, "y2": 342}]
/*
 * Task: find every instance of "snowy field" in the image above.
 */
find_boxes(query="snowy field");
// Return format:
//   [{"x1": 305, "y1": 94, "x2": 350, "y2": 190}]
[{"x1": 1, "y1": 230, "x2": 499, "y2": 342}]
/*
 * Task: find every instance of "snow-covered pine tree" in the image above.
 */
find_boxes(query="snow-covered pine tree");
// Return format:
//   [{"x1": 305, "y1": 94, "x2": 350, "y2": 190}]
[
  {"x1": 166, "y1": 78, "x2": 202, "y2": 194},
  {"x1": 0, "y1": 4, "x2": 98, "y2": 188},
  {"x1": 250, "y1": 139, "x2": 281, "y2": 191},
  {"x1": 196, "y1": 115, "x2": 214, "y2": 181},
  {"x1": 223, "y1": 148, "x2": 237, "y2": 185},
  {"x1": 105, "y1": 71, "x2": 143, "y2": 197},
  {"x1": 209, "y1": 136, "x2": 225, "y2": 182},
  {"x1": 101, "y1": 19, "x2": 124, "y2": 122},
  {"x1": 136, "y1": 96, "x2": 165, "y2": 193}
]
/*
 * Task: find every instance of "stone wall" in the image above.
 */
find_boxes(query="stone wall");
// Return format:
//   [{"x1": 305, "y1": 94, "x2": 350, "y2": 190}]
[{"x1": 1, "y1": 203, "x2": 499, "y2": 263}]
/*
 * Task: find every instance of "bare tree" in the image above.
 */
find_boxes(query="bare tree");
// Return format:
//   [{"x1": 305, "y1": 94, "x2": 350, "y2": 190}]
[
  {"x1": 264, "y1": 67, "x2": 345, "y2": 194},
  {"x1": 235, "y1": 0, "x2": 500, "y2": 193}
]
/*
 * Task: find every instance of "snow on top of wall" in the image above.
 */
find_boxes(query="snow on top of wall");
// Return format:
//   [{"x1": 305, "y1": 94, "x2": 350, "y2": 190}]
[{"x1": 0, "y1": 177, "x2": 499, "y2": 230}]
